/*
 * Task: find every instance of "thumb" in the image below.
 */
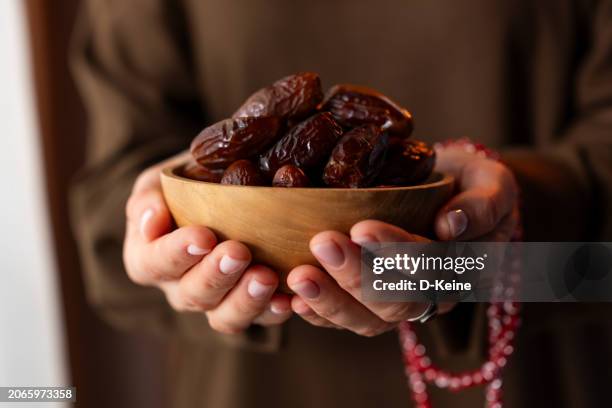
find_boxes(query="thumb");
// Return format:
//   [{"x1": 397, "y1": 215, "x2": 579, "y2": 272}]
[
  {"x1": 435, "y1": 187, "x2": 512, "y2": 241},
  {"x1": 350, "y1": 220, "x2": 431, "y2": 245},
  {"x1": 126, "y1": 152, "x2": 190, "y2": 241},
  {"x1": 126, "y1": 184, "x2": 173, "y2": 243}
]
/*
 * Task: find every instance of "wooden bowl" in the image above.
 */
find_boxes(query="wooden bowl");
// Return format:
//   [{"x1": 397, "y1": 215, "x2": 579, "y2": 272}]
[{"x1": 161, "y1": 163, "x2": 454, "y2": 285}]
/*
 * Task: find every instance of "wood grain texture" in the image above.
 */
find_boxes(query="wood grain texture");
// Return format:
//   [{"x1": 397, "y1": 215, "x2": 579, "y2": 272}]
[{"x1": 162, "y1": 163, "x2": 454, "y2": 286}]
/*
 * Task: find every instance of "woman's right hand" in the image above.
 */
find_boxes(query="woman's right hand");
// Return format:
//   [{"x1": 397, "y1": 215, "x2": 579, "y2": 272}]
[{"x1": 122, "y1": 155, "x2": 292, "y2": 334}]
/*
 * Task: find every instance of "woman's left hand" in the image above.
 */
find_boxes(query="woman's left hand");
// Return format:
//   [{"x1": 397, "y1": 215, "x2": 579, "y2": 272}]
[{"x1": 286, "y1": 144, "x2": 520, "y2": 336}]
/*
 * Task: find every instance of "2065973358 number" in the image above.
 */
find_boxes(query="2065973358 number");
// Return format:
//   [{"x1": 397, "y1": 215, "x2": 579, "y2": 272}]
[{"x1": 2, "y1": 387, "x2": 76, "y2": 402}]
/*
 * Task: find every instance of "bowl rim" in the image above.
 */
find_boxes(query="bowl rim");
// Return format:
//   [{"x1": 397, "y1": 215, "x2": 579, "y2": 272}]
[{"x1": 162, "y1": 162, "x2": 454, "y2": 192}]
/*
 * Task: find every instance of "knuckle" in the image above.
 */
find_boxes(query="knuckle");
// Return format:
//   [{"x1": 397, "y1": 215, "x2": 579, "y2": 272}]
[
  {"x1": 164, "y1": 292, "x2": 189, "y2": 312},
  {"x1": 147, "y1": 267, "x2": 167, "y2": 283},
  {"x1": 379, "y1": 303, "x2": 416, "y2": 323},
  {"x1": 317, "y1": 301, "x2": 344, "y2": 321},
  {"x1": 201, "y1": 274, "x2": 232, "y2": 293},
  {"x1": 150, "y1": 243, "x2": 184, "y2": 279},
  {"x1": 178, "y1": 286, "x2": 215, "y2": 311},
  {"x1": 464, "y1": 158, "x2": 487, "y2": 178},
  {"x1": 207, "y1": 316, "x2": 244, "y2": 335},
  {"x1": 124, "y1": 255, "x2": 157, "y2": 286},
  {"x1": 166, "y1": 253, "x2": 186, "y2": 273},
  {"x1": 340, "y1": 273, "x2": 362, "y2": 293},
  {"x1": 233, "y1": 297, "x2": 262, "y2": 317}
]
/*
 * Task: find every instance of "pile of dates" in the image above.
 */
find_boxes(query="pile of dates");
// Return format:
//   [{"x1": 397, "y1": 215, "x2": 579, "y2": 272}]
[{"x1": 184, "y1": 72, "x2": 435, "y2": 188}]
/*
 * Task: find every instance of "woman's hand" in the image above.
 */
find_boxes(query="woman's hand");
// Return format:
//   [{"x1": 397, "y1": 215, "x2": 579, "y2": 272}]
[
  {"x1": 286, "y1": 144, "x2": 519, "y2": 336},
  {"x1": 123, "y1": 154, "x2": 292, "y2": 334},
  {"x1": 433, "y1": 144, "x2": 519, "y2": 242}
]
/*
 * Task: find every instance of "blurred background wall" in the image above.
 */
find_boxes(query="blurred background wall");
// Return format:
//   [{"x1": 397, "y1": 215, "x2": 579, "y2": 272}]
[
  {"x1": 0, "y1": 2, "x2": 68, "y2": 406},
  {"x1": 0, "y1": 1, "x2": 170, "y2": 407}
]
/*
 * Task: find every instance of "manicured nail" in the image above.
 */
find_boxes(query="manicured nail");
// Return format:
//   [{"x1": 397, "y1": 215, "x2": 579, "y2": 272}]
[
  {"x1": 187, "y1": 244, "x2": 210, "y2": 256},
  {"x1": 219, "y1": 255, "x2": 248, "y2": 275},
  {"x1": 139, "y1": 208, "x2": 154, "y2": 237},
  {"x1": 291, "y1": 280, "x2": 320, "y2": 300},
  {"x1": 352, "y1": 235, "x2": 378, "y2": 247},
  {"x1": 270, "y1": 303, "x2": 287, "y2": 314},
  {"x1": 447, "y1": 209, "x2": 468, "y2": 238},
  {"x1": 247, "y1": 279, "x2": 274, "y2": 299},
  {"x1": 311, "y1": 241, "x2": 344, "y2": 267}
]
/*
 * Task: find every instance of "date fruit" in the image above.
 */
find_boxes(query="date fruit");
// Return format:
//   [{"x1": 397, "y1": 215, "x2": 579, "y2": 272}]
[
  {"x1": 322, "y1": 124, "x2": 389, "y2": 188},
  {"x1": 184, "y1": 73, "x2": 431, "y2": 189},
  {"x1": 182, "y1": 160, "x2": 224, "y2": 183},
  {"x1": 272, "y1": 165, "x2": 310, "y2": 187},
  {"x1": 375, "y1": 139, "x2": 436, "y2": 186},
  {"x1": 259, "y1": 112, "x2": 343, "y2": 177},
  {"x1": 233, "y1": 72, "x2": 323, "y2": 122},
  {"x1": 320, "y1": 84, "x2": 413, "y2": 137},
  {"x1": 191, "y1": 116, "x2": 281, "y2": 169},
  {"x1": 220, "y1": 160, "x2": 266, "y2": 186}
]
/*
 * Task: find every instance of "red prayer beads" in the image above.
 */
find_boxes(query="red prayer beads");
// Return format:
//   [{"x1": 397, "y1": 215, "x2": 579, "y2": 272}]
[{"x1": 399, "y1": 139, "x2": 522, "y2": 407}]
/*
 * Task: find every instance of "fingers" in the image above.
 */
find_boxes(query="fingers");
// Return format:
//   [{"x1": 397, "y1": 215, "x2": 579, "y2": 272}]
[
  {"x1": 309, "y1": 227, "x2": 426, "y2": 299},
  {"x1": 125, "y1": 225, "x2": 217, "y2": 285},
  {"x1": 125, "y1": 151, "x2": 192, "y2": 242},
  {"x1": 124, "y1": 154, "x2": 293, "y2": 333},
  {"x1": 475, "y1": 206, "x2": 520, "y2": 242},
  {"x1": 124, "y1": 153, "x2": 218, "y2": 286},
  {"x1": 126, "y1": 188, "x2": 173, "y2": 242},
  {"x1": 435, "y1": 189, "x2": 512, "y2": 241},
  {"x1": 159, "y1": 242, "x2": 291, "y2": 330},
  {"x1": 177, "y1": 240, "x2": 251, "y2": 308},
  {"x1": 287, "y1": 265, "x2": 392, "y2": 337},
  {"x1": 435, "y1": 160, "x2": 518, "y2": 241},
  {"x1": 350, "y1": 220, "x2": 430, "y2": 246},
  {"x1": 309, "y1": 229, "x2": 432, "y2": 324},
  {"x1": 253, "y1": 293, "x2": 293, "y2": 326},
  {"x1": 310, "y1": 232, "x2": 363, "y2": 295},
  {"x1": 206, "y1": 265, "x2": 278, "y2": 334},
  {"x1": 291, "y1": 296, "x2": 340, "y2": 329},
  {"x1": 433, "y1": 144, "x2": 477, "y2": 175}
]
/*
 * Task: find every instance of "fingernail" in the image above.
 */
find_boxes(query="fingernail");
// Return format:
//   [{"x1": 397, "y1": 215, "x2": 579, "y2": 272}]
[
  {"x1": 187, "y1": 244, "x2": 210, "y2": 256},
  {"x1": 247, "y1": 279, "x2": 274, "y2": 299},
  {"x1": 311, "y1": 241, "x2": 344, "y2": 267},
  {"x1": 219, "y1": 255, "x2": 248, "y2": 275},
  {"x1": 291, "y1": 280, "x2": 320, "y2": 300},
  {"x1": 140, "y1": 208, "x2": 154, "y2": 236},
  {"x1": 447, "y1": 209, "x2": 468, "y2": 238},
  {"x1": 352, "y1": 235, "x2": 378, "y2": 247},
  {"x1": 270, "y1": 303, "x2": 287, "y2": 315}
]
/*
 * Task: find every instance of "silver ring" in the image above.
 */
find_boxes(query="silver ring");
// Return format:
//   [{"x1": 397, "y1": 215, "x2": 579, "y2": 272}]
[{"x1": 406, "y1": 302, "x2": 438, "y2": 323}]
